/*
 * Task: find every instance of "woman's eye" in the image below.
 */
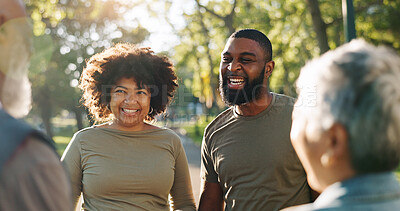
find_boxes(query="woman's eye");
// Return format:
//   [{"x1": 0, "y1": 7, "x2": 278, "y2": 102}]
[
  {"x1": 115, "y1": 89, "x2": 125, "y2": 93},
  {"x1": 137, "y1": 91, "x2": 147, "y2": 95}
]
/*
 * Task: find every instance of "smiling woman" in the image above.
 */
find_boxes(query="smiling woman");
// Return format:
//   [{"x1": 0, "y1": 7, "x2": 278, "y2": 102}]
[
  {"x1": 79, "y1": 43, "x2": 177, "y2": 123},
  {"x1": 108, "y1": 77, "x2": 152, "y2": 131},
  {"x1": 61, "y1": 43, "x2": 196, "y2": 210}
]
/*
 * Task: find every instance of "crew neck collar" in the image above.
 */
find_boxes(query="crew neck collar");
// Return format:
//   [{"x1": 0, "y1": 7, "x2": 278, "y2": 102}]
[
  {"x1": 232, "y1": 92, "x2": 276, "y2": 120},
  {"x1": 93, "y1": 125, "x2": 165, "y2": 134}
]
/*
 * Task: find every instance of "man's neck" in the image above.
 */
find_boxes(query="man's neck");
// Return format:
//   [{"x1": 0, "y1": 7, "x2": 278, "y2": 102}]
[{"x1": 235, "y1": 91, "x2": 273, "y2": 117}]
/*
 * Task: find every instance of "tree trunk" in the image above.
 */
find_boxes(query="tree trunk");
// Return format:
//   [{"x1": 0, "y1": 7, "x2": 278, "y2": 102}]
[
  {"x1": 41, "y1": 110, "x2": 53, "y2": 138},
  {"x1": 224, "y1": 14, "x2": 235, "y2": 35},
  {"x1": 306, "y1": 0, "x2": 330, "y2": 54},
  {"x1": 196, "y1": 6, "x2": 218, "y2": 108},
  {"x1": 38, "y1": 89, "x2": 54, "y2": 138},
  {"x1": 194, "y1": 0, "x2": 238, "y2": 107},
  {"x1": 73, "y1": 107, "x2": 84, "y2": 130}
]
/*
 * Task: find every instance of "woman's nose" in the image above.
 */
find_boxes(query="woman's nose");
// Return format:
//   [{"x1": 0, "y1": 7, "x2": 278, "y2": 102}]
[{"x1": 124, "y1": 94, "x2": 137, "y2": 103}]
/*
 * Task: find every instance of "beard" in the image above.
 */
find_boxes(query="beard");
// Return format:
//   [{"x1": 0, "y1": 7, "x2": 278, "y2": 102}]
[
  {"x1": 1, "y1": 75, "x2": 32, "y2": 118},
  {"x1": 220, "y1": 65, "x2": 266, "y2": 106}
]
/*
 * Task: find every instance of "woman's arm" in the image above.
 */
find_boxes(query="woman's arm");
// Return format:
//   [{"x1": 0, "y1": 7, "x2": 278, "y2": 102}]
[
  {"x1": 61, "y1": 133, "x2": 83, "y2": 209},
  {"x1": 169, "y1": 140, "x2": 196, "y2": 211}
]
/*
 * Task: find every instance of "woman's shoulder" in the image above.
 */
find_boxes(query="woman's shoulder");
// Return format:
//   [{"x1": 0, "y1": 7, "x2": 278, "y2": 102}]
[
  {"x1": 72, "y1": 126, "x2": 99, "y2": 140},
  {"x1": 153, "y1": 126, "x2": 180, "y2": 140}
]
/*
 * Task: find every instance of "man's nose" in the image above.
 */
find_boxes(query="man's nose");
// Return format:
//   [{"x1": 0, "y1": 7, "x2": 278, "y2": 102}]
[{"x1": 228, "y1": 60, "x2": 241, "y2": 72}]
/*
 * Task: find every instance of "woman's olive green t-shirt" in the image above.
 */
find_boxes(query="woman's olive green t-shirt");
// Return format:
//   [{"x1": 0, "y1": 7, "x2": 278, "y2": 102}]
[{"x1": 62, "y1": 127, "x2": 196, "y2": 211}]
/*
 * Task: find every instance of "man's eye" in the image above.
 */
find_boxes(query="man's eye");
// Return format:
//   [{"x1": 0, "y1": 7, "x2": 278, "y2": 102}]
[
  {"x1": 222, "y1": 57, "x2": 231, "y2": 62},
  {"x1": 241, "y1": 58, "x2": 252, "y2": 62},
  {"x1": 137, "y1": 91, "x2": 147, "y2": 95}
]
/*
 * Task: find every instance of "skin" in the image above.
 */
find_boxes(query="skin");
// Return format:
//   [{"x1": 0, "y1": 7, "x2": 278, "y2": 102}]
[
  {"x1": 290, "y1": 106, "x2": 356, "y2": 193},
  {"x1": 0, "y1": 0, "x2": 26, "y2": 101},
  {"x1": 0, "y1": 0, "x2": 26, "y2": 27},
  {"x1": 198, "y1": 37, "x2": 275, "y2": 211},
  {"x1": 220, "y1": 37, "x2": 275, "y2": 116},
  {"x1": 100, "y1": 77, "x2": 157, "y2": 132}
]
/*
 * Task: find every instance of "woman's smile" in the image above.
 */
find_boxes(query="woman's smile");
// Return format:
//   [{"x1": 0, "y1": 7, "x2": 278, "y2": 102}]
[{"x1": 109, "y1": 77, "x2": 151, "y2": 131}]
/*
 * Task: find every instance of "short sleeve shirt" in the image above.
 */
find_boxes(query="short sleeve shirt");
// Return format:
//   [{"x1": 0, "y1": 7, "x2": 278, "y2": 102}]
[{"x1": 201, "y1": 93, "x2": 311, "y2": 211}]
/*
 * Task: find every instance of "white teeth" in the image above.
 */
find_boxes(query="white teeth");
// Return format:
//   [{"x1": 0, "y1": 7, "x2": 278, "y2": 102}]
[
  {"x1": 229, "y1": 78, "x2": 245, "y2": 85},
  {"x1": 122, "y1": 108, "x2": 138, "y2": 113}
]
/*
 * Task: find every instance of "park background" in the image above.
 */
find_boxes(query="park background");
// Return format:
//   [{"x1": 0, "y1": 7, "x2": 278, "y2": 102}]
[{"x1": 23, "y1": 0, "x2": 399, "y2": 168}]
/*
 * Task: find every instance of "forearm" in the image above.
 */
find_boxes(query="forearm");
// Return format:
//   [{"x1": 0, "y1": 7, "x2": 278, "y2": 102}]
[
  {"x1": 198, "y1": 180, "x2": 224, "y2": 211},
  {"x1": 170, "y1": 145, "x2": 196, "y2": 210},
  {"x1": 198, "y1": 195, "x2": 224, "y2": 211}
]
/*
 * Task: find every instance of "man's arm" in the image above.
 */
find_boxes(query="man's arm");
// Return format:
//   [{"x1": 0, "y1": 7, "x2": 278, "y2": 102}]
[{"x1": 198, "y1": 180, "x2": 224, "y2": 211}]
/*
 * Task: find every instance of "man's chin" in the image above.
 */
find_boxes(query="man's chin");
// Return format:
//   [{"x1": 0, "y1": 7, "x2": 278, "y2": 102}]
[{"x1": 222, "y1": 91, "x2": 250, "y2": 106}]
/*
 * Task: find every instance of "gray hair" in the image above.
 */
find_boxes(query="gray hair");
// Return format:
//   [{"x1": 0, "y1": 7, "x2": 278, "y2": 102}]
[{"x1": 296, "y1": 39, "x2": 400, "y2": 173}]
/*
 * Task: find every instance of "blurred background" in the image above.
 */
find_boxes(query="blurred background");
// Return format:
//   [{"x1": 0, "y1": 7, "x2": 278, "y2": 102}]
[{"x1": 23, "y1": 0, "x2": 400, "y2": 154}]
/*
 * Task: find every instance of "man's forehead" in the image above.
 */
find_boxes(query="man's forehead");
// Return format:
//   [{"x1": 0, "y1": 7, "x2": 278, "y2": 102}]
[{"x1": 222, "y1": 37, "x2": 264, "y2": 55}]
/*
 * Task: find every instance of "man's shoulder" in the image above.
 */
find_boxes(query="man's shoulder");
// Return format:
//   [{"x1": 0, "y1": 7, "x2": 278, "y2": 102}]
[
  {"x1": 4, "y1": 136, "x2": 62, "y2": 177},
  {"x1": 0, "y1": 109, "x2": 33, "y2": 139},
  {"x1": 272, "y1": 93, "x2": 295, "y2": 108},
  {"x1": 204, "y1": 107, "x2": 234, "y2": 135},
  {"x1": 269, "y1": 93, "x2": 296, "y2": 116},
  {"x1": 22, "y1": 136, "x2": 61, "y2": 165}
]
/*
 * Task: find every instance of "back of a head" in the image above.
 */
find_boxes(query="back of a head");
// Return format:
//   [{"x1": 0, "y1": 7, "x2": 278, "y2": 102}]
[
  {"x1": 230, "y1": 29, "x2": 273, "y2": 61},
  {"x1": 296, "y1": 39, "x2": 400, "y2": 174}
]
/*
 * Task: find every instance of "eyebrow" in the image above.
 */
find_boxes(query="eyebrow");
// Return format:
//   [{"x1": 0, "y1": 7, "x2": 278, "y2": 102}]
[
  {"x1": 114, "y1": 85, "x2": 127, "y2": 90},
  {"x1": 113, "y1": 86, "x2": 146, "y2": 90},
  {"x1": 222, "y1": 51, "x2": 257, "y2": 57},
  {"x1": 240, "y1": 52, "x2": 257, "y2": 57}
]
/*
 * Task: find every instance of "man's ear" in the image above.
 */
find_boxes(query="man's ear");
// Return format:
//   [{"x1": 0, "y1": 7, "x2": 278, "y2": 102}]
[
  {"x1": 321, "y1": 123, "x2": 349, "y2": 167},
  {"x1": 265, "y1": 61, "x2": 275, "y2": 78}
]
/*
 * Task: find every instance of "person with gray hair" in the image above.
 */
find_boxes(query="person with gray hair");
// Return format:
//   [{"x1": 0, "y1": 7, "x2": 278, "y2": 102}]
[
  {"x1": 0, "y1": 0, "x2": 72, "y2": 210},
  {"x1": 285, "y1": 39, "x2": 400, "y2": 210}
]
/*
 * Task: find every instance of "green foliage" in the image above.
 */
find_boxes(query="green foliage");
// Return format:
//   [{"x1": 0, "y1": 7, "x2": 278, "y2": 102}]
[
  {"x1": 53, "y1": 135, "x2": 71, "y2": 156},
  {"x1": 181, "y1": 115, "x2": 212, "y2": 145},
  {"x1": 23, "y1": 0, "x2": 400, "y2": 137},
  {"x1": 25, "y1": 0, "x2": 151, "y2": 136},
  {"x1": 172, "y1": 0, "x2": 400, "y2": 104}
]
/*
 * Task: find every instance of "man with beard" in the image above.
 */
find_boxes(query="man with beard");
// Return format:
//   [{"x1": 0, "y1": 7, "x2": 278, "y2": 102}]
[
  {"x1": 198, "y1": 29, "x2": 312, "y2": 211},
  {"x1": 0, "y1": 0, "x2": 72, "y2": 210}
]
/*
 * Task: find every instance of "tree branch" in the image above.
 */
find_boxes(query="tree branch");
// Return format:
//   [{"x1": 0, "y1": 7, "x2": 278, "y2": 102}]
[{"x1": 194, "y1": 0, "x2": 224, "y2": 20}]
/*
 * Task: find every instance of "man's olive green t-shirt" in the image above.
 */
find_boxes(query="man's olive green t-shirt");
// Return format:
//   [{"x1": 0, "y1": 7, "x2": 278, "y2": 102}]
[
  {"x1": 201, "y1": 93, "x2": 311, "y2": 211},
  {"x1": 62, "y1": 127, "x2": 196, "y2": 211}
]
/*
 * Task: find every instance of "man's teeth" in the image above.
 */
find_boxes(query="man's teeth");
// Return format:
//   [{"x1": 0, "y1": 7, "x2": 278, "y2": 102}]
[
  {"x1": 122, "y1": 108, "x2": 138, "y2": 113},
  {"x1": 229, "y1": 78, "x2": 244, "y2": 85}
]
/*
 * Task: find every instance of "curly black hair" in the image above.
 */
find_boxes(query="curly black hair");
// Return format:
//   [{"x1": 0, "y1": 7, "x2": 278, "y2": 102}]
[{"x1": 79, "y1": 43, "x2": 178, "y2": 122}]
